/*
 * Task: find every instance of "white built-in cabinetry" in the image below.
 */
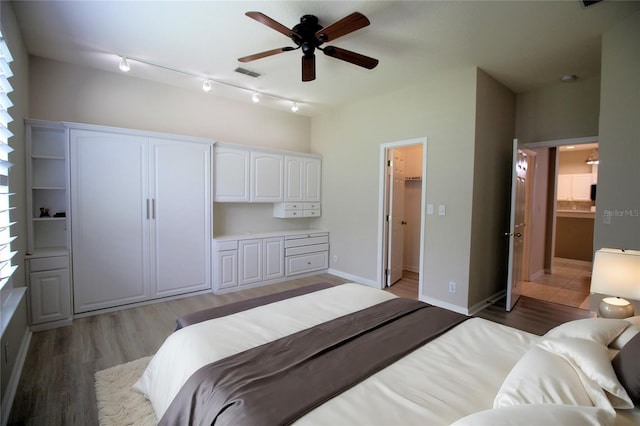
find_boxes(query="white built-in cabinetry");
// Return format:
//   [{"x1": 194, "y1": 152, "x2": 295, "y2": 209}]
[
  {"x1": 213, "y1": 231, "x2": 328, "y2": 293},
  {"x1": 70, "y1": 126, "x2": 212, "y2": 313},
  {"x1": 213, "y1": 144, "x2": 321, "y2": 218},
  {"x1": 557, "y1": 174, "x2": 593, "y2": 201},
  {"x1": 25, "y1": 119, "x2": 72, "y2": 330}
]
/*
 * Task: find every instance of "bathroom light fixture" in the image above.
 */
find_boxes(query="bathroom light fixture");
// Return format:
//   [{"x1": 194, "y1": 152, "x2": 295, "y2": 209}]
[
  {"x1": 115, "y1": 54, "x2": 303, "y2": 113},
  {"x1": 560, "y1": 74, "x2": 578, "y2": 82},
  {"x1": 119, "y1": 56, "x2": 131, "y2": 72},
  {"x1": 586, "y1": 148, "x2": 599, "y2": 165}
]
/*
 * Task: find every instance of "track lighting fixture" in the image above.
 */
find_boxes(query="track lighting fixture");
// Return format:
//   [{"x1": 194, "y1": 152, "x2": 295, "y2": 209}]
[
  {"x1": 119, "y1": 56, "x2": 130, "y2": 72},
  {"x1": 115, "y1": 54, "x2": 302, "y2": 113}
]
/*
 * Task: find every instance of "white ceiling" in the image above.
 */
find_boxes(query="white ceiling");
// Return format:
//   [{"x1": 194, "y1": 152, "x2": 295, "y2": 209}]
[{"x1": 12, "y1": 0, "x2": 640, "y2": 116}]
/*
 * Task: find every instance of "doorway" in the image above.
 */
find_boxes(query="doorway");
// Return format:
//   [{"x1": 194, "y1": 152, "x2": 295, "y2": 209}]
[
  {"x1": 378, "y1": 138, "x2": 427, "y2": 299},
  {"x1": 520, "y1": 137, "x2": 598, "y2": 310}
]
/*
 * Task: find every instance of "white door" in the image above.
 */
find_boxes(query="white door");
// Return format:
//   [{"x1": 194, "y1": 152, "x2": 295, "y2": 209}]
[
  {"x1": 29, "y1": 267, "x2": 70, "y2": 324},
  {"x1": 150, "y1": 138, "x2": 211, "y2": 298},
  {"x1": 71, "y1": 130, "x2": 150, "y2": 313},
  {"x1": 506, "y1": 139, "x2": 527, "y2": 311},
  {"x1": 386, "y1": 149, "x2": 405, "y2": 286}
]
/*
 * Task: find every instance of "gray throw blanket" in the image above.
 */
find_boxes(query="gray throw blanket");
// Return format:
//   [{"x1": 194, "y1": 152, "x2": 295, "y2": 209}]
[{"x1": 159, "y1": 297, "x2": 467, "y2": 426}]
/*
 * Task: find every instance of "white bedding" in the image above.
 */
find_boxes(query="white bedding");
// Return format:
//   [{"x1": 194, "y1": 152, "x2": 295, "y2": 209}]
[{"x1": 134, "y1": 283, "x2": 639, "y2": 425}]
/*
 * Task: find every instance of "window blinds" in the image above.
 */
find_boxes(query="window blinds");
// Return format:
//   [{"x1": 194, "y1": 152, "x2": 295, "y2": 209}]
[{"x1": 0, "y1": 31, "x2": 16, "y2": 292}]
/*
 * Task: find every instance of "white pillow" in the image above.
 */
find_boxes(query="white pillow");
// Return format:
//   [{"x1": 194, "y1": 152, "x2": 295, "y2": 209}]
[
  {"x1": 610, "y1": 324, "x2": 640, "y2": 350},
  {"x1": 451, "y1": 404, "x2": 615, "y2": 426},
  {"x1": 539, "y1": 337, "x2": 634, "y2": 409},
  {"x1": 494, "y1": 346, "x2": 595, "y2": 408},
  {"x1": 545, "y1": 318, "x2": 629, "y2": 345}
]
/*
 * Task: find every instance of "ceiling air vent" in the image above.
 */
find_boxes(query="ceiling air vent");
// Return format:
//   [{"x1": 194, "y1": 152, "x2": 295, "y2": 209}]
[
  {"x1": 581, "y1": 0, "x2": 603, "y2": 7},
  {"x1": 235, "y1": 67, "x2": 261, "y2": 78}
]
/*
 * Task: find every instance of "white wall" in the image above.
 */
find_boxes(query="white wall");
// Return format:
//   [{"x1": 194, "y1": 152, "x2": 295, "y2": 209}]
[
  {"x1": 28, "y1": 56, "x2": 316, "y2": 236},
  {"x1": 312, "y1": 66, "x2": 478, "y2": 310}
]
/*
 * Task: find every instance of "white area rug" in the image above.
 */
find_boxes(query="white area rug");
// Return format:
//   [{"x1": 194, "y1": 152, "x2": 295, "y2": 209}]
[{"x1": 94, "y1": 356, "x2": 156, "y2": 426}]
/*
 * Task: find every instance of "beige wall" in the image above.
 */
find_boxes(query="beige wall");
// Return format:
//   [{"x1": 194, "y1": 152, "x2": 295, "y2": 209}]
[
  {"x1": 468, "y1": 69, "x2": 516, "y2": 308},
  {"x1": 28, "y1": 56, "x2": 315, "y2": 236},
  {"x1": 527, "y1": 148, "x2": 550, "y2": 278},
  {"x1": 312, "y1": 66, "x2": 500, "y2": 312},
  {"x1": 515, "y1": 76, "x2": 600, "y2": 143},
  {"x1": 592, "y1": 11, "x2": 640, "y2": 314},
  {"x1": 558, "y1": 149, "x2": 597, "y2": 175}
]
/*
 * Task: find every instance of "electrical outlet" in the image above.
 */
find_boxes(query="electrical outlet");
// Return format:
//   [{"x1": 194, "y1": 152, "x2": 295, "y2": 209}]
[
  {"x1": 439, "y1": 205, "x2": 446, "y2": 216},
  {"x1": 427, "y1": 204, "x2": 434, "y2": 215},
  {"x1": 448, "y1": 281, "x2": 456, "y2": 293},
  {"x1": 332, "y1": 254, "x2": 338, "y2": 263}
]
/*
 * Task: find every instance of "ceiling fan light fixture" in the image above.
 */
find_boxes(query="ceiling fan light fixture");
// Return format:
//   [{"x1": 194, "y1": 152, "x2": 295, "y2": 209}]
[
  {"x1": 252, "y1": 92, "x2": 261, "y2": 103},
  {"x1": 202, "y1": 79, "x2": 212, "y2": 93},
  {"x1": 291, "y1": 102, "x2": 299, "y2": 112},
  {"x1": 119, "y1": 56, "x2": 131, "y2": 72}
]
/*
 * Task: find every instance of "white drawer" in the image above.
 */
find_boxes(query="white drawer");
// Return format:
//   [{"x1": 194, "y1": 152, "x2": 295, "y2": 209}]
[
  {"x1": 285, "y1": 243, "x2": 329, "y2": 257},
  {"x1": 285, "y1": 232, "x2": 328, "y2": 241},
  {"x1": 286, "y1": 252, "x2": 329, "y2": 276},
  {"x1": 29, "y1": 255, "x2": 68, "y2": 272},
  {"x1": 284, "y1": 235, "x2": 329, "y2": 248},
  {"x1": 304, "y1": 203, "x2": 321, "y2": 209},
  {"x1": 283, "y1": 202, "x2": 304, "y2": 210},
  {"x1": 216, "y1": 240, "x2": 238, "y2": 251},
  {"x1": 303, "y1": 209, "x2": 321, "y2": 217},
  {"x1": 279, "y1": 209, "x2": 304, "y2": 218}
]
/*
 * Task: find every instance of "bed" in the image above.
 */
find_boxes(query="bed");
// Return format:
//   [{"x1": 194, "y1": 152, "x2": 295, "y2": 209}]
[{"x1": 133, "y1": 283, "x2": 640, "y2": 425}]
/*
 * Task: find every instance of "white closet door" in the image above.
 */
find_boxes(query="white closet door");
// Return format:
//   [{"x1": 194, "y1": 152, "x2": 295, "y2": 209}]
[
  {"x1": 71, "y1": 130, "x2": 150, "y2": 313},
  {"x1": 150, "y1": 138, "x2": 211, "y2": 297}
]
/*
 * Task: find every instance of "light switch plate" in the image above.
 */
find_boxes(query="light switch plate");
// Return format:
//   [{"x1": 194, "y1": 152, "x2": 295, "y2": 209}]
[
  {"x1": 427, "y1": 204, "x2": 434, "y2": 215},
  {"x1": 438, "y1": 205, "x2": 446, "y2": 216}
]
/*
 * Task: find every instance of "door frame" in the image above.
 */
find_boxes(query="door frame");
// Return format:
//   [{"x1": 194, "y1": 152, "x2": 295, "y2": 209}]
[
  {"x1": 377, "y1": 137, "x2": 427, "y2": 291},
  {"x1": 522, "y1": 135, "x2": 598, "y2": 275}
]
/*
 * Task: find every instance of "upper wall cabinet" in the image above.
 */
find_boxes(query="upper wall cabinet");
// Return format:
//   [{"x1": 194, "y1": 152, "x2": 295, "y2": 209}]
[
  {"x1": 213, "y1": 146, "x2": 250, "y2": 202},
  {"x1": 283, "y1": 155, "x2": 321, "y2": 202},
  {"x1": 214, "y1": 144, "x2": 321, "y2": 206},
  {"x1": 557, "y1": 174, "x2": 593, "y2": 201},
  {"x1": 250, "y1": 151, "x2": 283, "y2": 202}
]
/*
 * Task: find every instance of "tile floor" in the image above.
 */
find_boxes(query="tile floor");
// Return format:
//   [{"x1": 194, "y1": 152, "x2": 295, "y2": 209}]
[{"x1": 521, "y1": 258, "x2": 591, "y2": 310}]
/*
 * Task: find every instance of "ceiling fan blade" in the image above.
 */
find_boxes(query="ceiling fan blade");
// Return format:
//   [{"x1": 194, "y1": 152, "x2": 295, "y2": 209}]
[
  {"x1": 315, "y1": 12, "x2": 370, "y2": 42},
  {"x1": 302, "y1": 54, "x2": 316, "y2": 82},
  {"x1": 245, "y1": 11, "x2": 299, "y2": 39},
  {"x1": 323, "y1": 46, "x2": 379, "y2": 69},
  {"x1": 238, "y1": 47, "x2": 296, "y2": 62}
]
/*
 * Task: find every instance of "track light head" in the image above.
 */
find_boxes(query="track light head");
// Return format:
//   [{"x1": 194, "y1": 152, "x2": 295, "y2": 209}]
[
  {"x1": 119, "y1": 56, "x2": 130, "y2": 72},
  {"x1": 202, "y1": 79, "x2": 212, "y2": 93}
]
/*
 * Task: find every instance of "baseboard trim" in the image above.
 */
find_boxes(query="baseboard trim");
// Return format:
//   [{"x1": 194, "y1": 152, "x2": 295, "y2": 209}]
[
  {"x1": 420, "y1": 296, "x2": 469, "y2": 315},
  {"x1": 469, "y1": 290, "x2": 507, "y2": 316},
  {"x1": 1, "y1": 328, "x2": 32, "y2": 426},
  {"x1": 529, "y1": 269, "x2": 545, "y2": 281},
  {"x1": 326, "y1": 268, "x2": 379, "y2": 288}
]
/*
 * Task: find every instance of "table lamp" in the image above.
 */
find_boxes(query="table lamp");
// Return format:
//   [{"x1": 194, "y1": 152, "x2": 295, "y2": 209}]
[{"x1": 590, "y1": 248, "x2": 640, "y2": 319}]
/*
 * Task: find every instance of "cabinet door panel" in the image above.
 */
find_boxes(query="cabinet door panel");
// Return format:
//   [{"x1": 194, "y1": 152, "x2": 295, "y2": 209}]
[
  {"x1": 263, "y1": 237, "x2": 284, "y2": 280},
  {"x1": 284, "y1": 156, "x2": 304, "y2": 202},
  {"x1": 70, "y1": 130, "x2": 150, "y2": 313},
  {"x1": 238, "y1": 239, "x2": 262, "y2": 285},
  {"x1": 303, "y1": 158, "x2": 321, "y2": 202},
  {"x1": 251, "y1": 151, "x2": 283, "y2": 202},
  {"x1": 30, "y1": 268, "x2": 70, "y2": 324},
  {"x1": 150, "y1": 139, "x2": 212, "y2": 297},
  {"x1": 217, "y1": 250, "x2": 238, "y2": 289},
  {"x1": 214, "y1": 148, "x2": 250, "y2": 202}
]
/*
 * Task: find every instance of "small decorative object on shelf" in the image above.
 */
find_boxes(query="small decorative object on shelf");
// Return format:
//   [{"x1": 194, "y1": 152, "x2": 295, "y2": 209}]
[
  {"x1": 54, "y1": 212, "x2": 66, "y2": 218},
  {"x1": 39, "y1": 207, "x2": 50, "y2": 217}
]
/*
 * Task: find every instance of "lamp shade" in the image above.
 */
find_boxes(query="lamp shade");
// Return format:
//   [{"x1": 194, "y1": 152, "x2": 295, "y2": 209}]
[{"x1": 590, "y1": 248, "x2": 640, "y2": 300}]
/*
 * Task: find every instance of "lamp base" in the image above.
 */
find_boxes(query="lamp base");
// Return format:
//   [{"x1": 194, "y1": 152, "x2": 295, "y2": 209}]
[{"x1": 598, "y1": 297, "x2": 635, "y2": 319}]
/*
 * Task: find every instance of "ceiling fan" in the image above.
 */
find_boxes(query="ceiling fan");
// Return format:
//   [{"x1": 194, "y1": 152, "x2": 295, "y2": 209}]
[{"x1": 238, "y1": 11, "x2": 379, "y2": 82}]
